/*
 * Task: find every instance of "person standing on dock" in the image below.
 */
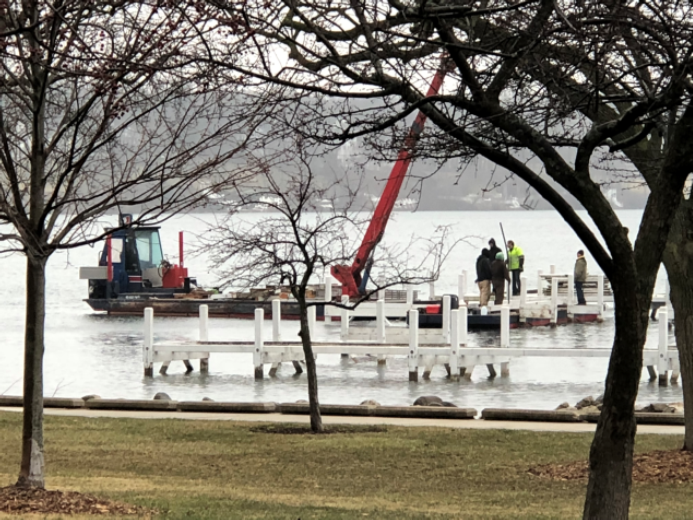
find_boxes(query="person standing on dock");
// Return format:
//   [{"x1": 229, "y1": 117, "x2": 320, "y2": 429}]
[
  {"x1": 491, "y1": 252, "x2": 510, "y2": 304},
  {"x1": 506, "y1": 241, "x2": 525, "y2": 296},
  {"x1": 475, "y1": 248, "x2": 492, "y2": 307},
  {"x1": 574, "y1": 250, "x2": 588, "y2": 305},
  {"x1": 488, "y1": 238, "x2": 502, "y2": 260}
]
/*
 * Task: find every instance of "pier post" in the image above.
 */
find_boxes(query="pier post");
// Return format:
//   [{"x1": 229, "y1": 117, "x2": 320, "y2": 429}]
[
  {"x1": 272, "y1": 299, "x2": 282, "y2": 342},
  {"x1": 143, "y1": 307, "x2": 154, "y2": 377},
  {"x1": 550, "y1": 276, "x2": 559, "y2": 326},
  {"x1": 376, "y1": 299, "x2": 386, "y2": 365},
  {"x1": 461, "y1": 270, "x2": 468, "y2": 299},
  {"x1": 449, "y1": 309, "x2": 459, "y2": 381},
  {"x1": 519, "y1": 276, "x2": 527, "y2": 308},
  {"x1": 459, "y1": 302, "x2": 471, "y2": 378},
  {"x1": 199, "y1": 304, "x2": 209, "y2": 373},
  {"x1": 500, "y1": 304, "x2": 510, "y2": 377},
  {"x1": 442, "y1": 295, "x2": 451, "y2": 344},
  {"x1": 458, "y1": 274, "x2": 465, "y2": 303},
  {"x1": 340, "y1": 295, "x2": 349, "y2": 357},
  {"x1": 408, "y1": 310, "x2": 419, "y2": 382},
  {"x1": 324, "y1": 275, "x2": 333, "y2": 323},
  {"x1": 429, "y1": 281, "x2": 435, "y2": 300},
  {"x1": 658, "y1": 308, "x2": 669, "y2": 386},
  {"x1": 536, "y1": 269, "x2": 543, "y2": 298},
  {"x1": 597, "y1": 274, "x2": 604, "y2": 321},
  {"x1": 550, "y1": 264, "x2": 556, "y2": 275},
  {"x1": 308, "y1": 305, "x2": 316, "y2": 339},
  {"x1": 406, "y1": 285, "x2": 414, "y2": 307},
  {"x1": 567, "y1": 273, "x2": 574, "y2": 306},
  {"x1": 254, "y1": 308, "x2": 264, "y2": 380}
]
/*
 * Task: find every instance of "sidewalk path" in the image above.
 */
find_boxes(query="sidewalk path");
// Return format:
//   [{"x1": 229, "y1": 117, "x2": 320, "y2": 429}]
[{"x1": 1, "y1": 407, "x2": 684, "y2": 435}]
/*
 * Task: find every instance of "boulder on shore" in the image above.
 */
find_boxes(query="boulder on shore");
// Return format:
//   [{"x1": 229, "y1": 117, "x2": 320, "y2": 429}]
[
  {"x1": 360, "y1": 400, "x2": 381, "y2": 406},
  {"x1": 153, "y1": 392, "x2": 172, "y2": 401},
  {"x1": 413, "y1": 396, "x2": 457, "y2": 408}
]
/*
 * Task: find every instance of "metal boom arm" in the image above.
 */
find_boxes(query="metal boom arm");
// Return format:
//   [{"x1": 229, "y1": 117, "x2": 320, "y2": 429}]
[{"x1": 331, "y1": 60, "x2": 450, "y2": 297}]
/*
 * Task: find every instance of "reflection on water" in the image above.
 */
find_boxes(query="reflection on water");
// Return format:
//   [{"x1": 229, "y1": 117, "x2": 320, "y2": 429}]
[{"x1": 0, "y1": 210, "x2": 681, "y2": 410}]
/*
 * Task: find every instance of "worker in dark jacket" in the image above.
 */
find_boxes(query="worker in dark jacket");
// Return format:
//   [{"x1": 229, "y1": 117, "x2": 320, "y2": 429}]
[
  {"x1": 491, "y1": 251, "x2": 510, "y2": 304},
  {"x1": 574, "y1": 250, "x2": 588, "y2": 305},
  {"x1": 488, "y1": 238, "x2": 502, "y2": 261},
  {"x1": 475, "y1": 248, "x2": 492, "y2": 307}
]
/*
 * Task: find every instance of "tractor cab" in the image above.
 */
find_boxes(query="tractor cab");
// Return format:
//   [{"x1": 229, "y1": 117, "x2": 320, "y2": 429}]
[{"x1": 81, "y1": 214, "x2": 192, "y2": 300}]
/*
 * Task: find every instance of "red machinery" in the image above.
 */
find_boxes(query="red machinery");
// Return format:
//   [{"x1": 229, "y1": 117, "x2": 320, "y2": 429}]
[{"x1": 331, "y1": 60, "x2": 451, "y2": 298}]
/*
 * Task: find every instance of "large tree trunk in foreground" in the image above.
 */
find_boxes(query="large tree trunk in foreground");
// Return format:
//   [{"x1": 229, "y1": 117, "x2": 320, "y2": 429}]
[
  {"x1": 583, "y1": 282, "x2": 646, "y2": 519},
  {"x1": 298, "y1": 299, "x2": 323, "y2": 433},
  {"x1": 17, "y1": 255, "x2": 47, "y2": 488},
  {"x1": 663, "y1": 198, "x2": 693, "y2": 450}
]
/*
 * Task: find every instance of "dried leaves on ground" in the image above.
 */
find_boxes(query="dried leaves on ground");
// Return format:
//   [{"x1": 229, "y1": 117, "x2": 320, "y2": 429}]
[
  {"x1": 0, "y1": 486, "x2": 153, "y2": 516},
  {"x1": 249, "y1": 424, "x2": 387, "y2": 434},
  {"x1": 529, "y1": 450, "x2": 693, "y2": 484}
]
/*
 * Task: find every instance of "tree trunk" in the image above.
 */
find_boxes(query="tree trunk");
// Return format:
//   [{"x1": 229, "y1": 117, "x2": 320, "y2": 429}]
[
  {"x1": 16, "y1": 255, "x2": 47, "y2": 488},
  {"x1": 663, "y1": 199, "x2": 693, "y2": 450},
  {"x1": 583, "y1": 283, "x2": 646, "y2": 519},
  {"x1": 298, "y1": 298, "x2": 323, "y2": 433}
]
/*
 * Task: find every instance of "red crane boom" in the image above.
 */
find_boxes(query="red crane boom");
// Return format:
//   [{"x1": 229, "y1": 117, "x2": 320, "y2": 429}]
[{"x1": 331, "y1": 60, "x2": 451, "y2": 298}]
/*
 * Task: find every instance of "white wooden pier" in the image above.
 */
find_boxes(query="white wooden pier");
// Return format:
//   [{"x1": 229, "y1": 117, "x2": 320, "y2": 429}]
[{"x1": 143, "y1": 300, "x2": 678, "y2": 386}]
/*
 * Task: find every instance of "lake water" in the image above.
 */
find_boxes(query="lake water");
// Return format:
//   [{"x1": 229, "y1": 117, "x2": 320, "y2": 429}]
[{"x1": 0, "y1": 210, "x2": 681, "y2": 410}]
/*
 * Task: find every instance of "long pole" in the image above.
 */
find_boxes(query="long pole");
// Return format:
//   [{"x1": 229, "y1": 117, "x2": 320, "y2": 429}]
[{"x1": 499, "y1": 223, "x2": 510, "y2": 304}]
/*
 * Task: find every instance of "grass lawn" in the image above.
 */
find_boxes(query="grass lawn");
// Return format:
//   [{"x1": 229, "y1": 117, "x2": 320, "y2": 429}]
[{"x1": 0, "y1": 412, "x2": 691, "y2": 519}]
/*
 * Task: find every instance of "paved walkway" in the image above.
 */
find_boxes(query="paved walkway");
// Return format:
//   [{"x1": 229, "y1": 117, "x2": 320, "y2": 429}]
[{"x1": 0, "y1": 407, "x2": 684, "y2": 435}]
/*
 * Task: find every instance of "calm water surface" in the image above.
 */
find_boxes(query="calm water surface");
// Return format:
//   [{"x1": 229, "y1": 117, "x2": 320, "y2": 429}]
[{"x1": 0, "y1": 210, "x2": 680, "y2": 410}]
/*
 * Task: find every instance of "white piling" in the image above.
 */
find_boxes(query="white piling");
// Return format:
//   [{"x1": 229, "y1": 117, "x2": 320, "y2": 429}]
[
  {"x1": 429, "y1": 281, "x2": 435, "y2": 300},
  {"x1": 254, "y1": 308, "x2": 264, "y2": 380},
  {"x1": 324, "y1": 275, "x2": 333, "y2": 323},
  {"x1": 459, "y1": 302, "x2": 468, "y2": 346},
  {"x1": 272, "y1": 299, "x2": 281, "y2": 341},
  {"x1": 199, "y1": 304, "x2": 209, "y2": 342},
  {"x1": 658, "y1": 308, "x2": 669, "y2": 386},
  {"x1": 458, "y1": 274, "x2": 465, "y2": 302},
  {"x1": 340, "y1": 295, "x2": 349, "y2": 340},
  {"x1": 199, "y1": 304, "x2": 209, "y2": 373},
  {"x1": 442, "y1": 294, "x2": 451, "y2": 344},
  {"x1": 308, "y1": 305, "x2": 316, "y2": 338},
  {"x1": 520, "y1": 276, "x2": 527, "y2": 308},
  {"x1": 567, "y1": 273, "x2": 575, "y2": 305},
  {"x1": 551, "y1": 276, "x2": 559, "y2": 325},
  {"x1": 408, "y1": 310, "x2": 419, "y2": 382},
  {"x1": 597, "y1": 274, "x2": 604, "y2": 320},
  {"x1": 550, "y1": 264, "x2": 556, "y2": 274},
  {"x1": 500, "y1": 304, "x2": 510, "y2": 377},
  {"x1": 536, "y1": 269, "x2": 543, "y2": 298},
  {"x1": 459, "y1": 302, "x2": 471, "y2": 378},
  {"x1": 406, "y1": 285, "x2": 414, "y2": 306},
  {"x1": 376, "y1": 299, "x2": 386, "y2": 343},
  {"x1": 461, "y1": 270, "x2": 468, "y2": 298},
  {"x1": 449, "y1": 309, "x2": 459, "y2": 381},
  {"x1": 143, "y1": 307, "x2": 154, "y2": 376}
]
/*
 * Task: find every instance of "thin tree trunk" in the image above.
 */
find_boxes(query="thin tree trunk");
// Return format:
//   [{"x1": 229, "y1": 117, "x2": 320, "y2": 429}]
[
  {"x1": 663, "y1": 199, "x2": 693, "y2": 450},
  {"x1": 583, "y1": 284, "x2": 645, "y2": 519},
  {"x1": 17, "y1": 255, "x2": 47, "y2": 488},
  {"x1": 298, "y1": 298, "x2": 323, "y2": 433}
]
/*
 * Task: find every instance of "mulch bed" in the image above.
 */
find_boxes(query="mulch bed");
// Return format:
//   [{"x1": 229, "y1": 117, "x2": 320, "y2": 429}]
[
  {"x1": 529, "y1": 450, "x2": 693, "y2": 484},
  {"x1": 249, "y1": 424, "x2": 388, "y2": 435},
  {"x1": 0, "y1": 486, "x2": 154, "y2": 516}
]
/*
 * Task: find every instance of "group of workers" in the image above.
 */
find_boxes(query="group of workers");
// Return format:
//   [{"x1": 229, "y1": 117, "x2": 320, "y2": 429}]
[{"x1": 474, "y1": 239, "x2": 588, "y2": 307}]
